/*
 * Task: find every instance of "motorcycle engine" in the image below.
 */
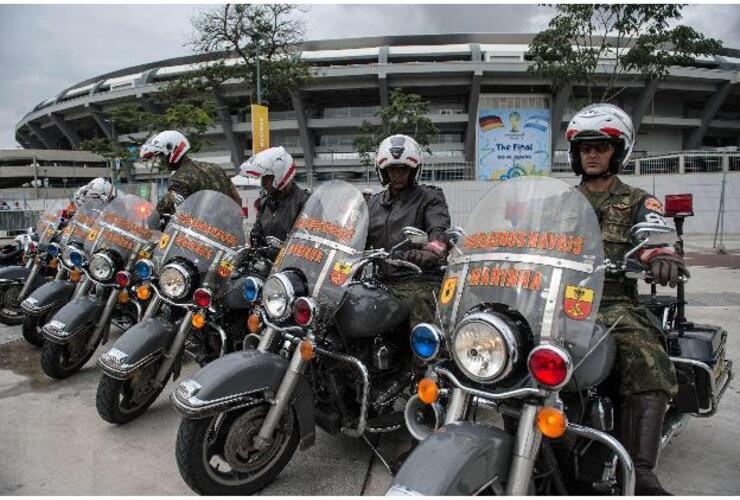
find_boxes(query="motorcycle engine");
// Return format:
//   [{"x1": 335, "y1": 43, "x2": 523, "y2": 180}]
[{"x1": 372, "y1": 335, "x2": 401, "y2": 370}]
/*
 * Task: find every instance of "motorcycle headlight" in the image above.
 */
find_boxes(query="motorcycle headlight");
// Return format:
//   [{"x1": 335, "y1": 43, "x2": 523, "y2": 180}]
[
  {"x1": 451, "y1": 313, "x2": 518, "y2": 383},
  {"x1": 89, "y1": 253, "x2": 115, "y2": 281},
  {"x1": 159, "y1": 263, "x2": 192, "y2": 300},
  {"x1": 263, "y1": 273, "x2": 295, "y2": 320}
]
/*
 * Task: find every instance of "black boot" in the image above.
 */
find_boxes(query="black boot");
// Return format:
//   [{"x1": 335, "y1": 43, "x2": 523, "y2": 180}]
[{"x1": 619, "y1": 394, "x2": 672, "y2": 496}]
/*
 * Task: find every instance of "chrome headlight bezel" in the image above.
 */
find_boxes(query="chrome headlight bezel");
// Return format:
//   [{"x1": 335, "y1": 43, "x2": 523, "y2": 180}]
[
  {"x1": 262, "y1": 273, "x2": 295, "y2": 321},
  {"x1": 159, "y1": 263, "x2": 192, "y2": 300},
  {"x1": 451, "y1": 312, "x2": 518, "y2": 384},
  {"x1": 62, "y1": 245, "x2": 82, "y2": 268},
  {"x1": 89, "y1": 252, "x2": 116, "y2": 282}
]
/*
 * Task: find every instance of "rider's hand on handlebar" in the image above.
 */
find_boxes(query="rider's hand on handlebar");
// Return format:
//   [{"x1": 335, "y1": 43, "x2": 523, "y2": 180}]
[
  {"x1": 648, "y1": 253, "x2": 690, "y2": 288},
  {"x1": 403, "y1": 248, "x2": 440, "y2": 269}
]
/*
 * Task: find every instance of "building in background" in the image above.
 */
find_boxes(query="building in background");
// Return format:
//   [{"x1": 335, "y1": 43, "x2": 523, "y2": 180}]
[{"x1": 14, "y1": 33, "x2": 740, "y2": 184}]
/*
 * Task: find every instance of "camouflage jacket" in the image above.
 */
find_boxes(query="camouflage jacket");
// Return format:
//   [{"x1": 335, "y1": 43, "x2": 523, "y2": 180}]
[
  {"x1": 578, "y1": 176, "x2": 668, "y2": 302},
  {"x1": 253, "y1": 183, "x2": 310, "y2": 244},
  {"x1": 156, "y1": 157, "x2": 241, "y2": 218}
]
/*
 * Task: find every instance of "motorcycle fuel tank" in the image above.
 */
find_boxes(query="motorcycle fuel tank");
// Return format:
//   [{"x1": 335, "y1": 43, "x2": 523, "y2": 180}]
[{"x1": 334, "y1": 282, "x2": 409, "y2": 338}]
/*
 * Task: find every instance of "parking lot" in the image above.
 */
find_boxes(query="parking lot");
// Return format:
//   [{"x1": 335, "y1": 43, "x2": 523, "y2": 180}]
[{"x1": 1, "y1": 244, "x2": 739, "y2": 495}]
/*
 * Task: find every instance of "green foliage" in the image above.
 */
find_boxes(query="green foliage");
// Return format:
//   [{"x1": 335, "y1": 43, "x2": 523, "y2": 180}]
[
  {"x1": 77, "y1": 137, "x2": 128, "y2": 160},
  {"x1": 528, "y1": 4, "x2": 723, "y2": 103},
  {"x1": 353, "y1": 89, "x2": 439, "y2": 169}
]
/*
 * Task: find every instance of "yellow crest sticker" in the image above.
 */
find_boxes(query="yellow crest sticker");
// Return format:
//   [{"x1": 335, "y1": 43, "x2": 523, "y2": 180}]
[
  {"x1": 87, "y1": 228, "x2": 99, "y2": 241},
  {"x1": 563, "y1": 285, "x2": 594, "y2": 320},
  {"x1": 440, "y1": 277, "x2": 458, "y2": 305},
  {"x1": 330, "y1": 262, "x2": 353, "y2": 286},
  {"x1": 217, "y1": 259, "x2": 236, "y2": 278},
  {"x1": 63, "y1": 226, "x2": 73, "y2": 237},
  {"x1": 159, "y1": 233, "x2": 171, "y2": 250}
]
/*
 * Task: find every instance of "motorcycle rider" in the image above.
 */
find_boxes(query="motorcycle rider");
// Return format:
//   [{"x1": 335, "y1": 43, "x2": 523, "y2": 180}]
[
  {"x1": 567, "y1": 103, "x2": 689, "y2": 495},
  {"x1": 367, "y1": 134, "x2": 451, "y2": 333},
  {"x1": 140, "y1": 130, "x2": 242, "y2": 226},
  {"x1": 239, "y1": 146, "x2": 310, "y2": 252}
]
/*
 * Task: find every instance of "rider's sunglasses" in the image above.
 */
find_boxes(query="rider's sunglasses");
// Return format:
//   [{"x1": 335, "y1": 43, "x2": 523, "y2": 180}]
[{"x1": 578, "y1": 142, "x2": 613, "y2": 154}]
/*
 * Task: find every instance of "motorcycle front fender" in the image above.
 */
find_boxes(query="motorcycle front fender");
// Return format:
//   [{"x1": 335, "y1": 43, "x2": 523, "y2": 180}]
[
  {"x1": 172, "y1": 350, "x2": 316, "y2": 449},
  {"x1": 98, "y1": 317, "x2": 178, "y2": 380},
  {"x1": 41, "y1": 295, "x2": 104, "y2": 344},
  {"x1": 388, "y1": 422, "x2": 514, "y2": 496},
  {"x1": 0, "y1": 265, "x2": 32, "y2": 284},
  {"x1": 20, "y1": 280, "x2": 75, "y2": 316}
]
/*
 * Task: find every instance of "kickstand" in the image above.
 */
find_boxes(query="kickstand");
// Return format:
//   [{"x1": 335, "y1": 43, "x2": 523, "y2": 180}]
[{"x1": 362, "y1": 433, "x2": 395, "y2": 475}]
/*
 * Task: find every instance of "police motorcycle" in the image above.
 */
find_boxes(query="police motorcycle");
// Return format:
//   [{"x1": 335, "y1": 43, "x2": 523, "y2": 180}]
[
  {"x1": 20, "y1": 198, "x2": 106, "y2": 347},
  {"x1": 95, "y1": 190, "x2": 266, "y2": 425},
  {"x1": 0, "y1": 201, "x2": 67, "y2": 326},
  {"x1": 387, "y1": 176, "x2": 733, "y2": 496},
  {"x1": 37, "y1": 193, "x2": 160, "y2": 380},
  {"x1": 171, "y1": 180, "x2": 429, "y2": 495}
]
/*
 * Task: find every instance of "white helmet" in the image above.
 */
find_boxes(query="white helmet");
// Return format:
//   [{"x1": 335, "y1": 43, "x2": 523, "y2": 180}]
[
  {"x1": 140, "y1": 130, "x2": 191, "y2": 165},
  {"x1": 239, "y1": 146, "x2": 296, "y2": 190},
  {"x1": 72, "y1": 186, "x2": 87, "y2": 206},
  {"x1": 566, "y1": 103, "x2": 635, "y2": 176},
  {"x1": 83, "y1": 177, "x2": 116, "y2": 203},
  {"x1": 374, "y1": 134, "x2": 423, "y2": 186}
]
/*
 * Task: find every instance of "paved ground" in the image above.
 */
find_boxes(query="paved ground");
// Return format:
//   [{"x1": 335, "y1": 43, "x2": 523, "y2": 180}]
[{"x1": 1, "y1": 238, "x2": 739, "y2": 495}]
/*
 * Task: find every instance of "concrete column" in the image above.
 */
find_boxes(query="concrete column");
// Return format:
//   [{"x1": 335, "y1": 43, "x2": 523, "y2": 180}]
[
  {"x1": 550, "y1": 83, "x2": 571, "y2": 154},
  {"x1": 88, "y1": 105, "x2": 115, "y2": 140},
  {"x1": 635, "y1": 159, "x2": 641, "y2": 176},
  {"x1": 290, "y1": 91, "x2": 314, "y2": 183},
  {"x1": 49, "y1": 113, "x2": 80, "y2": 149},
  {"x1": 631, "y1": 80, "x2": 660, "y2": 132},
  {"x1": 464, "y1": 69, "x2": 483, "y2": 167},
  {"x1": 214, "y1": 90, "x2": 244, "y2": 168},
  {"x1": 378, "y1": 46, "x2": 390, "y2": 107},
  {"x1": 686, "y1": 81, "x2": 733, "y2": 150},
  {"x1": 26, "y1": 122, "x2": 54, "y2": 149},
  {"x1": 679, "y1": 154, "x2": 686, "y2": 174}
]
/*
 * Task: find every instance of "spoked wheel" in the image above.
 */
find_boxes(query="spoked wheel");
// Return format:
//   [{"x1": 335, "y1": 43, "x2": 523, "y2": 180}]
[
  {"x1": 40, "y1": 323, "x2": 103, "y2": 379},
  {"x1": 176, "y1": 404, "x2": 300, "y2": 495},
  {"x1": 0, "y1": 284, "x2": 24, "y2": 326},
  {"x1": 96, "y1": 357, "x2": 170, "y2": 424},
  {"x1": 22, "y1": 306, "x2": 61, "y2": 348}
]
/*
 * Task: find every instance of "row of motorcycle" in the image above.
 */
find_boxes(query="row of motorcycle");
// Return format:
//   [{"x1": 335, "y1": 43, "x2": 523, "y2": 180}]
[{"x1": 0, "y1": 177, "x2": 733, "y2": 496}]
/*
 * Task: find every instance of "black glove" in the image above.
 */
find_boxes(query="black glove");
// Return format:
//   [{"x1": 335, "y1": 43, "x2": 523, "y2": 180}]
[
  {"x1": 249, "y1": 223, "x2": 265, "y2": 248},
  {"x1": 404, "y1": 249, "x2": 439, "y2": 269},
  {"x1": 648, "y1": 253, "x2": 690, "y2": 288}
]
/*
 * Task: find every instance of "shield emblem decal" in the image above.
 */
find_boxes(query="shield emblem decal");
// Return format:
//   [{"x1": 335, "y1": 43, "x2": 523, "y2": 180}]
[
  {"x1": 440, "y1": 277, "x2": 458, "y2": 305},
  {"x1": 159, "y1": 233, "x2": 170, "y2": 250},
  {"x1": 563, "y1": 285, "x2": 594, "y2": 320},
  {"x1": 330, "y1": 262, "x2": 352, "y2": 286}
]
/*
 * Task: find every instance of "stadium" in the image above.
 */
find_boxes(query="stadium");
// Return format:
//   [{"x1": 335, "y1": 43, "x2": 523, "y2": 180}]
[{"x1": 12, "y1": 33, "x2": 740, "y2": 185}]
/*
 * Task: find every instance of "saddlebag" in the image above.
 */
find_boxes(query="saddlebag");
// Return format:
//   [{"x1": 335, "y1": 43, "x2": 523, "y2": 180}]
[
  {"x1": 668, "y1": 323, "x2": 733, "y2": 416},
  {"x1": 20, "y1": 280, "x2": 75, "y2": 315}
]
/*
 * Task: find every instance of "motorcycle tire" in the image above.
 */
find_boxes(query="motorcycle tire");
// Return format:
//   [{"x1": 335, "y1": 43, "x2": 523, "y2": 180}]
[
  {"x1": 40, "y1": 323, "x2": 106, "y2": 379},
  {"x1": 176, "y1": 404, "x2": 300, "y2": 495},
  {"x1": 0, "y1": 284, "x2": 24, "y2": 326},
  {"x1": 21, "y1": 307, "x2": 60, "y2": 348},
  {"x1": 95, "y1": 360, "x2": 172, "y2": 425}
]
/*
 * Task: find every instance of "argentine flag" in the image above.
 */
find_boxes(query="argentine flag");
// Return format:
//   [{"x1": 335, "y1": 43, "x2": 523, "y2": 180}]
[{"x1": 524, "y1": 115, "x2": 549, "y2": 133}]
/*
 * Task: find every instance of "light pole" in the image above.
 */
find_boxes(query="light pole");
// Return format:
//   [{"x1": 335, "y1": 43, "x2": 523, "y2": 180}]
[{"x1": 254, "y1": 38, "x2": 263, "y2": 105}]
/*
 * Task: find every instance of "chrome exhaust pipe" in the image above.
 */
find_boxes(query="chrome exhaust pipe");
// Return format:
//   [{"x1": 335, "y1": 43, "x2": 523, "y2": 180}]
[{"x1": 404, "y1": 394, "x2": 445, "y2": 441}]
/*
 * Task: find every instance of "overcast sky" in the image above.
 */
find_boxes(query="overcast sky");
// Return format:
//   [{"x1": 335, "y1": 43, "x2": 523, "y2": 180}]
[{"x1": 1, "y1": 3, "x2": 739, "y2": 149}]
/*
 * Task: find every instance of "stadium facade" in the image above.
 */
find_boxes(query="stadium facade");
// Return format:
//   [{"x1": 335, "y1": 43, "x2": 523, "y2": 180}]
[{"x1": 13, "y1": 33, "x2": 740, "y2": 184}]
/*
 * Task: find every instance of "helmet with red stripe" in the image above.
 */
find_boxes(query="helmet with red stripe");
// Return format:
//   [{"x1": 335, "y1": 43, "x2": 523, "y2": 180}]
[
  {"x1": 375, "y1": 134, "x2": 423, "y2": 186},
  {"x1": 139, "y1": 130, "x2": 191, "y2": 166},
  {"x1": 239, "y1": 146, "x2": 296, "y2": 191},
  {"x1": 566, "y1": 103, "x2": 634, "y2": 176}
]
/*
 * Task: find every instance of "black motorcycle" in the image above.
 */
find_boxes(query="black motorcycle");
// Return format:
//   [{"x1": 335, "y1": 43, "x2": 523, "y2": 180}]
[
  {"x1": 171, "y1": 180, "x2": 428, "y2": 495},
  {"x1": 388, "y1": 176, "x2": 734, "y2": 496},
  {"x1": 20, "y1": 198, "x2": 106, "y2": 346},
  {"x1": 38, "y1": 193, "x2": 160, "y2": 379},
  {"x1": 96, "y1": 190, "x2": 262, "y2": 424},
  {"x1": 0, "y1": 201, "x2": 66, "y2": 326}
]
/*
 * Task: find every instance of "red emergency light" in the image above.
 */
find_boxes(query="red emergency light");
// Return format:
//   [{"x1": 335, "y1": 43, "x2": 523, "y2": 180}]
[{"x1": 664, "y1": 194, "x2": 694, "y2": 217}]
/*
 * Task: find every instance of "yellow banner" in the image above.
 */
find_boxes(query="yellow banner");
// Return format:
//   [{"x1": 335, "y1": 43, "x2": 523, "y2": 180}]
[{"x1": 251, "y1": 104, "x2": 270, "y2": 154}]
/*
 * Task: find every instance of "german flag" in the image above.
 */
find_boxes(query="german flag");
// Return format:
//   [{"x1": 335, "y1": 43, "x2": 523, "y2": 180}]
[{"x1": 479, "y1": 114, "x2": 504, "y2": 131}]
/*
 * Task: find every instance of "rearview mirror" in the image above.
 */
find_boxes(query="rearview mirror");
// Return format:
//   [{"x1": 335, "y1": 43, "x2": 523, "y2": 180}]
[
  {"x1": 402, "y1": 226, "x2": 429, "y2": 248},
  {"x1": 265, "y1": 236, "x2": 283, "y2": 249},
  {"x1": 630, "y1": 222, "x2": 677, "y2": 248},
  {"x1": 445, "y1": 226, "x2": 465, "y2": 246}
]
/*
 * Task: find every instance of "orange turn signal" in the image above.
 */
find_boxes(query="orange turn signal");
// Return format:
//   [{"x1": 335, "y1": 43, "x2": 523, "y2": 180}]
[
  {"x1": 191, "y1": 312, "x2": 206, "y2": 329},
  {"x1": 70, "y1": 269, "x2": 81, "y2": 283},
  {"x1": 136, "y1": 285, "x2": 151, "y2": 301},
  {"x1": 536, "y1": 407, "x2": 567, "y2": 438},
  {"x1": 299, "y1": 340, "x2": 315, "y2": 361},
  {"x1": 417, "y1": 378, "x2": 439, "y2": 404},
  {"x1": 118, "y1": 290, "x2": 130, "y2": 304},
  {"x1": 247, "y1": 313, "x2": 261, "y2": 334},
  {"x1": 48, "y1": 258, "x2": 58, "y2": 269}
]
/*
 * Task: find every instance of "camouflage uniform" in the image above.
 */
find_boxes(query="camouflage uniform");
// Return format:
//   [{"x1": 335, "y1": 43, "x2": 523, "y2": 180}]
[
  {"x1": 367, "y1": 183, "x2": 451, "y2": 328},
  {"x1": 156, "y1": 157, "x2": 242, "y2": 218},
  {"x1": 579, "y1": 176, "x2": 678, "y2": 398}
]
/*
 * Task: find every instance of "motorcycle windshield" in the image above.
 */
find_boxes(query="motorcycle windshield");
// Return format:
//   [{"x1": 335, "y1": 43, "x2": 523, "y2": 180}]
[
  {"x1": 59, "y1": 198, "x2": 106, "y2": 248},
  {"x1": 83, "y1": 194, "x2": 160, "y2": 264},
  {"x1": 153, "y1": 190, "x2": 246, "y2": 277},
  {"x1": 271, "y1": 180, "x2": 368, "y2": 318},
  {"x1": 440, "y1": 177, "x2": 605, "y2": 365},
  {"x1": 36, "y1": 200, "x2": 68, "y2": 252}
]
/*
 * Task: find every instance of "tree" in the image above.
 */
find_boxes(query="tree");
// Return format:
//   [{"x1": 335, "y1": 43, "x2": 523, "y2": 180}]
[
  {"x1": 187, "y1": 3, "x2": 311, "y2": 107},
  {"x1": 353, "y1": 89, "x2": 439, "y2": 170},
  {"x1": 528, "y1": 4, "x2": 723, "y2": 103}
]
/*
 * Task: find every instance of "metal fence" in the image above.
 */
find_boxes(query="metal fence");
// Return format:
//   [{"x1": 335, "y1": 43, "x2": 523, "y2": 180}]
[
  {"x1": 0, "y1": 210, "x2": 42, "y2": 237},
  {"x1": 554, "y1": 149, "x2": 740, "y2": 176}
]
